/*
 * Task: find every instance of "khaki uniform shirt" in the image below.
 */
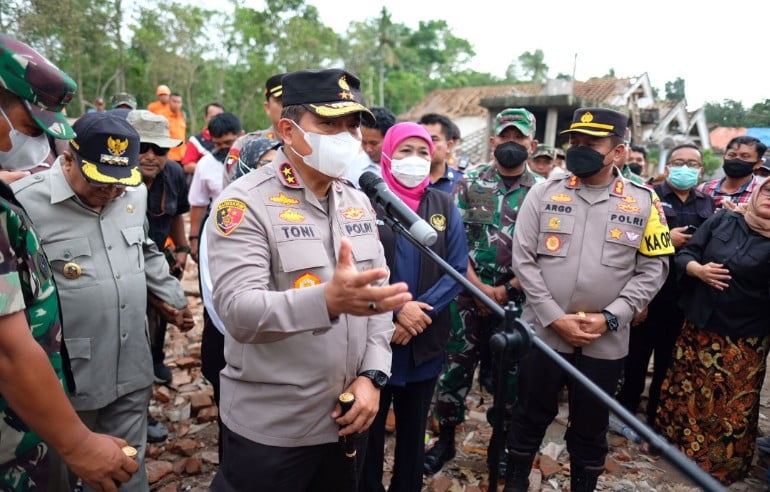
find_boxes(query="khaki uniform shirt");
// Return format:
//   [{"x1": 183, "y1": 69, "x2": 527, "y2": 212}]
[
  {"x1": 512, "y1": 171, "x2": 672, "y2": 360},
  {"x1": 206, "y1": 150, "x2": 393, "y2": 447},
  {"x1": 12, "y1": 160, "x2": 187, "y2": 410}
]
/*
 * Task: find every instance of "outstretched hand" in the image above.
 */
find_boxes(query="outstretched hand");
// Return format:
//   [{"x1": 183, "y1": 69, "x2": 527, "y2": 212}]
[{"x1": 325, "y1": 238, "x2": 411, "y2": 318}]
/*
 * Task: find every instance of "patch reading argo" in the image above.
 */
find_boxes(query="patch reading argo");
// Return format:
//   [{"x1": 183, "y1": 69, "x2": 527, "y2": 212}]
[{"x1": 215, "y1": 200, "x2": 247, "y2": 236}]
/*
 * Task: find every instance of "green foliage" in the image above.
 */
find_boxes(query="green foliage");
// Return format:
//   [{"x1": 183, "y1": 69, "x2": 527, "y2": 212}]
[
  {"x1": 664, "y1": 77, "x2": 686, "y2": 102},
  {"x1": 518, "y1": 49, "x2": 549, "y2": 82},
  {"x1": 704, "y1": 99, "x2": 747, "y2": 127},
  {"x1": 701, "y1": 148, "x2": 723, "y2": 178},
  {"x1": 6, "y1": 1, "x2": 547, "y2": 134}
]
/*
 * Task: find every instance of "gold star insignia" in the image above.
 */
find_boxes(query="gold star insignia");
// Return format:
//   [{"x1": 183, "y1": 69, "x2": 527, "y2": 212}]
[
  {"x1": 283, "y1": 167, "x2": 293, "y2": 176},
  {"x1": 286, "y1": 175, "x2": 295, "y2": 183},
  {"x1": 610, "y1": 228, "x2": 622, "y2": 239}
]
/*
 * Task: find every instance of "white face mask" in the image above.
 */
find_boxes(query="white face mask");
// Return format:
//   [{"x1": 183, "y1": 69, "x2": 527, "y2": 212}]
[
  {"x1": 391, "y1": 155, "x2": 430, "y2": 188},
  {"x1": 0, "y1": 107, "x2": 50, "y2": 171},
  {"x1": 290, "y1": 121, "x2": 361, "y2": 178}
]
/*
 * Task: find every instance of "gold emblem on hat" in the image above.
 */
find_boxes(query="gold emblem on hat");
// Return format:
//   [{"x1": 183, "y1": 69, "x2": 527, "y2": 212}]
[
  {"x1": 107, "y1": 136, "x2": 129, "y2": 156},
  {"x1": 63, "y1": 262, "x2": 82, "y2": 279},
  {"x1": 338, "y1": 76, "x2": 350, "y2": 91},
  {"x1": 127, "y1": 204, "x2": 135, "y2": 213},
  {"x1": 581, "y1": 112, "x2": 594, "y2": 123}
]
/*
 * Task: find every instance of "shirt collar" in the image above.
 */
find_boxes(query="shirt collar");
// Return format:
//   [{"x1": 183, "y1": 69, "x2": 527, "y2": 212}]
[{"x1": 49, "y1": 157, "x2": 77, "y2": 204}]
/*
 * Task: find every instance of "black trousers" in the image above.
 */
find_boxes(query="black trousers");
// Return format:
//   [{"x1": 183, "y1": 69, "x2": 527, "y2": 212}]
[
  {"x1": 200, "y1": 308, "x2": 226, "y2": 460},
  {"x1": 362, "y1": 377, "x2": 437, "y2": 492},
  {"x1": 507, "y1": 348, "x2": 624, "y2": 470},
  {"x1": 211, "y1": 424, "x2": 368, "y2": 492},
  {"x1": 617, "y1": 305, "x2": 683, "y2": 423}
]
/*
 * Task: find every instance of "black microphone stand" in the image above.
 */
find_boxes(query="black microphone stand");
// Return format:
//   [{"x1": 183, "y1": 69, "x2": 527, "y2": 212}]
[{"x1": 381, "y1": 215, "x2": 725, "y2": 492}]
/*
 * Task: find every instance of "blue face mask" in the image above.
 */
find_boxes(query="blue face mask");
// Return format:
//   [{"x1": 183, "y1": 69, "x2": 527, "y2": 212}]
[{"x1": 667, "y1": 166, "x2": 700, "y2": 190}]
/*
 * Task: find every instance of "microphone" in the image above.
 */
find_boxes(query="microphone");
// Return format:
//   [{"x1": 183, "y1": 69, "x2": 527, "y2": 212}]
[{"x1": 359, "y1": 172, "x2": 437, "y2": 247}]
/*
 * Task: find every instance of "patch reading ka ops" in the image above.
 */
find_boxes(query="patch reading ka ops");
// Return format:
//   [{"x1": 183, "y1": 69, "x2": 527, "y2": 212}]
[{"x1": 216, "y1": 199, "x2": 247, "y2": 235}]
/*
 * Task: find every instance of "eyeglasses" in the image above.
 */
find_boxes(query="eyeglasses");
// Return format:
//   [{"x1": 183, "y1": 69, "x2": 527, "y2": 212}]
[
  {"x1": 139, "y1": 142, "x2": 169, "y2": 156},
  {"x1": 668, "y1": 159, "x2": 701, "y2": 168},
  {"x1": 760, "y1": 187, "x2": 770, "y2": 197}
]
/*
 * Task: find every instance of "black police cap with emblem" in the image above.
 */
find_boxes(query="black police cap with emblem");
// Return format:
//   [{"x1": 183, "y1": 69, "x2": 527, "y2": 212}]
[
  {"x1": 281, "y1": 69, "x2": 375, "y2": 124},
  {"x1": 264, "y1": 73, "x2": 285, "y2": 101},
  {"x1": 560, "y1": 107, "x2": 628, "y2": 138},
  {"x1": 69, "y1": 112, "x2": 141, "y2": 186}
]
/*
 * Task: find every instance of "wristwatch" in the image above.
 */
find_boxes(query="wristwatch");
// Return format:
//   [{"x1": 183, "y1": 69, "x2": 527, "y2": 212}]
[
  {"x1": 505, "y1": 282, "x2": 526, "y2": 304},
  {"x1": 602, "y1": 310, "x2": 619, "y2": 332},
  {"x1": 359, "y1": 370, "x2": 389, "y2": 389}
]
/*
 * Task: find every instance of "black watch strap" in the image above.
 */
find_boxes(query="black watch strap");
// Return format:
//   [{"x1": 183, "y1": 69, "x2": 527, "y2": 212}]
[
  {"x1": 602, "y1": 310, "x2": 619, "y2": 332},
  {"x1": 359, "y1": 370, "x2": 388, "y2": 389},
  {"x1": 505, "y1": 282, "x2": 526, "y2": 304}
]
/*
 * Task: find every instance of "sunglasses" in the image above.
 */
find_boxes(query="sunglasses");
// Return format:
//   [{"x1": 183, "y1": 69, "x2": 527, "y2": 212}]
[{"x1": 139, "y1": 142, "x2": 169, "y2": 156}]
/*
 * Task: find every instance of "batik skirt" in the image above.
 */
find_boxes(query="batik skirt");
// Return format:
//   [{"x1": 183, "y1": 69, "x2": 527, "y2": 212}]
[{"x1": 654, "y1": 320, "x2": 770, "y2": 484}]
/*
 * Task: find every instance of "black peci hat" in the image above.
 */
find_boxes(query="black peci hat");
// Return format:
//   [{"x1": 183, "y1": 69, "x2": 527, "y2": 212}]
[{"x1": 264, "y1": 73, "x2": 285, "y2": 100}]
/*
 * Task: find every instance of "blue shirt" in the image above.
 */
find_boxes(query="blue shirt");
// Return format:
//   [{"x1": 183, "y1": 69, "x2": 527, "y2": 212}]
[
  {"x1": 388, "y1": 204, "x2": 467, "y2": 386},
  {"x1": 429, "y1": 163, "x2": 463, "y2": 194}
]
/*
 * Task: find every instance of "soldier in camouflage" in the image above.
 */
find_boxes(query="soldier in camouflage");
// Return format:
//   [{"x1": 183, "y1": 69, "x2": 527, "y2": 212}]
[
  {"x1": 424, "y1": 108, "x2": 543, "y2": 476},
  {"x1": 0, "y1": 34, "x2": 137, "y2": 491}
]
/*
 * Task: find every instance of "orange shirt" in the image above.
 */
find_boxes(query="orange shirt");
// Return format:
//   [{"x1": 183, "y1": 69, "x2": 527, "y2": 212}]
[
  {"x1": 147, "y1": 100, "x2": 170, "y2": 117},
  {"x1": 166, "y1": 110, "x2": 187, "y2": 162}
]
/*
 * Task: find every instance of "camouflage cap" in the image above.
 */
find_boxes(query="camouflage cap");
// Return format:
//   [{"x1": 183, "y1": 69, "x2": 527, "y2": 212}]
[
  {"x1": 532, "y1": 145, "x2": 554, "y2": 159},
  {"x1": 494, "y1": 108, "x2": 535, "y2": 137},
  {"x1": 0, "y1": 34, "x2": 77, "y2": 139},
  {"x1": 110, "y1": 92, "x2": 137, "y2": 110}
]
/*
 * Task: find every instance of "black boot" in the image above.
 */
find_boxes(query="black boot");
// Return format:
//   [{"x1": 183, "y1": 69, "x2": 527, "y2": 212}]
[
  {"x1": 503, "y1": 450, "x2": 535, "y2": 492},
  {"x1": 423, "y1": 425, "x2": 456, "y2": 475},
  {"x1": 570, "y1": 465, "x2": 602, "y2": 492}
]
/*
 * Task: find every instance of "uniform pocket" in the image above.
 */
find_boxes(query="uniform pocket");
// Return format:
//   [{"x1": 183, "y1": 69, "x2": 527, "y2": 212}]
[
  {"x1": 276, "y1": 240, "x2": 328, "y2": 273},
  {"x1": 121, "y1": 226, "x2": 145, "y2": 272},
  {"x1": 43, "y1": 237, "x2": 94, "y2": 289},
  {"x1": 64, "y1": 337, "x2": 92, "y2": 396}
]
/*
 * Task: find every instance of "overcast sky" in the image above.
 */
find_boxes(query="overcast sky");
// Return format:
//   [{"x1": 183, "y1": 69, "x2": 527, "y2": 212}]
[{"x1": 198, "y1": 1, "x2": 766, "y2": 110}]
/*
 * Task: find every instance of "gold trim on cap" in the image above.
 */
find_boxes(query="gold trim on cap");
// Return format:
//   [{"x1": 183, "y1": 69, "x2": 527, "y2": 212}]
[
  {"x1": 82, "y1": 161, "x2": 141, "y2": 186},
  {"x1": 570, "y1": 122, "x2": 614, "y2": 130},
  {"x1": 308, "y1": 102, "x2": 370, "y2": 118}
]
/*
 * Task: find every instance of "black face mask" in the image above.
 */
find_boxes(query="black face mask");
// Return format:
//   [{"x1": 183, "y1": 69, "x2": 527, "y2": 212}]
[
  {"x1": 494, "y1": 141, "x2": 529, "y2": 169},
  {"x1": 212, "y1": 147, "x2": 230, "y2": 163},
  {"x1": 566, "y1": 146, "x2": 608, "y2": 178},
  {"x1": 628, "y1": 163, "x2": 643, "y2": 175},
  {"x1": 723, "y1": 158, "x2": 756, "y2": 178}
]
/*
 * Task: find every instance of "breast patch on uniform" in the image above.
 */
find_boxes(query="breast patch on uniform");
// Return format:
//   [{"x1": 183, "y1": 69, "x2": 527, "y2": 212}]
[
  {"x1": 215, "y1": 199, "x2": 247, "y2": 236},
  {"x1": 430, "y1": 214, "x2": 447, "y2": 231},
  {"x1": 294, "y1": 272, "x2": 321, "y2": 289},
  {"x1": 544, "y1": 234, "x2": 562, "y2": 252}
]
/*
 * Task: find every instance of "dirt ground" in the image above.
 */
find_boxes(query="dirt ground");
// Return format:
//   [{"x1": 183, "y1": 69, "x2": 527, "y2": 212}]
[{"x1": 145, "y1": 268, "x2": 770, "y2": 491}]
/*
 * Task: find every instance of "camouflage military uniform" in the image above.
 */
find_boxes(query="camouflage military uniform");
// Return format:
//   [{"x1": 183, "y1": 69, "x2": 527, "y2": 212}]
[
  {"x1": 0, "y1": 183, "x2": 66, "y2": 491},
  {"x1": 435, "y1": 164, "x2": 540, "y2": 426}
]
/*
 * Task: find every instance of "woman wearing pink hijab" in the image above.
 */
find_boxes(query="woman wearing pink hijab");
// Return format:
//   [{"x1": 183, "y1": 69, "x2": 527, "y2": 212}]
[{"x1": 362, "y1": 122, "x2": 468, "y2": 492}]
